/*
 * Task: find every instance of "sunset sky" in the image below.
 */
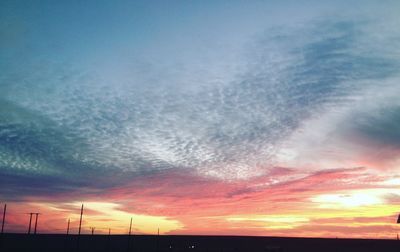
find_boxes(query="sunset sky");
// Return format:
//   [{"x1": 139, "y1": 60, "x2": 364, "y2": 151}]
[{"x1": 1, "y1": 0, "x2": 400, "y2": 238}]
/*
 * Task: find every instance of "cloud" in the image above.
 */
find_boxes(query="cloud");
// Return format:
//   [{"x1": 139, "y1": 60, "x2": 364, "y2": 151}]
[
  {"x1": 2, "y1": 17, "x2": 399, "y2": 187},
  {"x1": 1, "y1": 4, "x2": 400, "y2": 238}
]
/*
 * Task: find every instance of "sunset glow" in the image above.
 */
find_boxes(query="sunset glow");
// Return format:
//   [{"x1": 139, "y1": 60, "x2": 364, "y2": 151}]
[{"x1": 1, "y1": 0, "x2": 400, "y2": 239}]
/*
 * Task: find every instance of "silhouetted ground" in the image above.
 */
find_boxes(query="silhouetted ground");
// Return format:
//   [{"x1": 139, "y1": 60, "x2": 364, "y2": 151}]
[{"x1": 1, "y1": 233, "x2": 399, "y2": 252}]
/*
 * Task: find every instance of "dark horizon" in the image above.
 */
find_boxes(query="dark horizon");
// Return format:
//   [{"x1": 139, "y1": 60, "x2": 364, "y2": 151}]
[{"x1": 2, "y1": 233, "x2": 400, "y2": 252}]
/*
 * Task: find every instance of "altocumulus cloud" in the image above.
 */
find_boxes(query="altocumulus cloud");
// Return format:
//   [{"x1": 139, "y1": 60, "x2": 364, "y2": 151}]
[{"x1": 1, "y1": 1, "x2": 400, "y2": 201}]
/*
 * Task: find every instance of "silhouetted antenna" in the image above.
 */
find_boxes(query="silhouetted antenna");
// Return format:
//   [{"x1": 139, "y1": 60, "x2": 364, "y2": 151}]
[
  {"x1": 129, "y1": 217, "x2": 132, "y2": 236},
  {"x1": 158, "y1": 227, "x2": 159, "y2": 236},
  {"x1": 33, "y1": 213, "x2": 40, "y2": 234},
  {"x1": 66, "y1": 218, "x2": 70, "y2": 235},
  {"x1": 78, "y1": 204, "x2": 84, "y2": 236},
  {"x1": 108, "y1": 228, "x2": 111, "y2": 235},
  {"x1": 1, "y1": 204, "x2": 6, "y2": 234}
]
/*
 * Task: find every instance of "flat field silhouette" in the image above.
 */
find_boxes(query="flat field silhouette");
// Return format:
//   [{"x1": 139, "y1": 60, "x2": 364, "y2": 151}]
[{"x1": 1, "y1": 234, "x2": 400, "y2": 252}]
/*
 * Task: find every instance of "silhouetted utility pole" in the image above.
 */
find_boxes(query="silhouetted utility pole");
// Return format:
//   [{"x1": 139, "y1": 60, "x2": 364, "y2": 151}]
[
  {"x1": 33, "y1": 213, "x2": 40, "y2": 234},
  {"x1": 76, "y1": 204, "x2": 84, "y2": 252},
  {"x1": 156, "y1": 228, "x2": 160, "y2": 251},
  {"x1": 78, "y1": 204, "x2": 84, "y2": 235},
  {"x1": 127, "y1": 218, "x2": 133, "y2": 252},
  {"x1": 1, "y1": 204, "x2": 6, "y2": 234},
  {"x1": 129, "y1": 217, "x2": 132, "y2": 236},
  {"x1": 27, "y1": 213, "x2": 34, "y2": 234},
  {"x1": 27, "y1": 212, "x2": 40, "y2": 234},
  {"x1": 396, "y1": 214, "x2": 400, "y2": 241},
  {"x1": 66, "y1": 219, "x2": 70, "y2": 235},
  {"x1": 108, "y1": 228, "x2": 111, "y2": 252},
  {"x1": 90, "y1": 227, "x2": 95, "y2": 235}
]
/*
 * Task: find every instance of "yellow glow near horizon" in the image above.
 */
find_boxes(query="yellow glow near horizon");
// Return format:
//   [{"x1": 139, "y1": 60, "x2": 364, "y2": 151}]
[
  {"x1": 227, "y1": 215, "x2": 310, "y2": 229},
  {"x1": 312, "y1": 193, "x2": 382, "y2": 208},
  {"x1": 26, "y1": 189, "x2": 400, "y2": 237},
  {"x1": 227, "y1": 216, "x2": 309, "y2": 223},
  {"x1": 65, "y1": 202, "x2": 184, "y2": 234},
  {"x1": 310, "y1": 189, "x2": 400, "y2": 208},
  {"x1": 383, "y1": 178, "x2": 400, "y2": 185}
]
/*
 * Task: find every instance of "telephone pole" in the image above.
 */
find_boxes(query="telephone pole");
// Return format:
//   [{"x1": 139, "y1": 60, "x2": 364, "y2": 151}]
[
  {"x1": 33, "y1": 213, "x2": 40, "y2": 234},
  {"x1": 127, "y1": 217, "x2": 133, "y2": 252},
  {"x1": 1, "y1": 204, "x2": 6, "y2": 234},
  {"x1": 78, "y1": 204, "x2": 84, "y2": 236},
  {"x1": 76, "y1": 204, "x2": 84, "y2": 252},
  {"x1": 27, "y1": 213, "x2": 33, "y2": 234},
  {"x1": 26, "y1": 212, "x2": 40, "y2": 234},
  {"x1": 129, "y1": 218, "x2": 132, "y2": 236},
  {"x1": 66, "y1": 218, "x2": 70, "y2": 235}
]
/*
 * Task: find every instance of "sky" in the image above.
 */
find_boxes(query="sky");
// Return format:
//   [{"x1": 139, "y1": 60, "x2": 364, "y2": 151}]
[{"x1": 1, "y1": 0, "x2": 400, "y2": 238}]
